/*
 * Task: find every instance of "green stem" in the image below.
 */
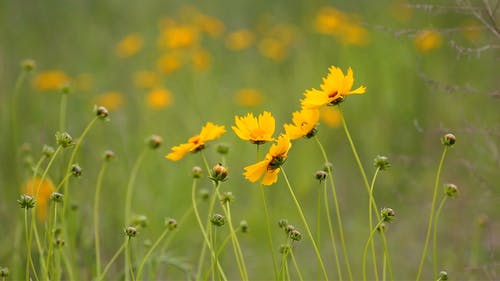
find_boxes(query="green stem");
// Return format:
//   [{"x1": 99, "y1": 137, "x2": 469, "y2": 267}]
[
  {"x1": 97, "y1": 240, "x2": 127, "y2": 281},
  {"x1": 259, "y1": 184, "x2": 279, "y2": 280},
  {"x1": 368, "y1": 167, "x2": 381, "y2": 281},
  {"x1": 45, "y1": 202, "x2": 59, "y2": 279},
  {"x1": 314, "y1": 135, "x2": 352, "y2": 280},
  {"x1": 290, "y1": 247, "x2": 304, "y2": 281},
  {"x1": 380, "y1": 226, "x2": 393, "y2": 281},
  {"x1": 363, "y1": 219, "x2": 384, "y2": 281},
  {"x1": 61, "y1": 247, "x2": 75, "y2": 281},
  {"x1": 433, "y1": 196, "x2": 448, "y2": 280},
  {"x1": 54, "y1": 173, "x2": 72, "y2": 192},
  {"x1": 323, "y1": 181, "x2": 343, "y2": 281},
  {"x1": 94, "y1": 161, "x2": 109, "y2": 278},
  {"x1": 11, "y1": 70, "x2": 27, "y2": 156},
  {"x1": 416, "y1": 146, "x2": 448, "y2": 281},
  {"x1": 281, "y1": 168, "x2": 329, "y2": 280},
  {"x1": 24, "y1": 209, "x2": 33, "y2": 281},
  {"x1": 126, "y1": 238, "x2": 136, "y2": 281},
  {"x1": 124, "y1": 148, "x2": 148, "y2": 224},
  {"x1": 59, "y1": 93, "x2": 68, "y2": 133},
  {"x1": 136, "y1": 227, "x2": 172, "y2": 280}
]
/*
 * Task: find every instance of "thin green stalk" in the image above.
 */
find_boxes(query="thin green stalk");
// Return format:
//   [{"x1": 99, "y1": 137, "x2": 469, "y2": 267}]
[
  {"x1": 368, "y1": 167, "x2": 381, "y2": 281},
  {"x1": 363, "y1": 219, "x2": 384, "y2": 281},
  {"x1": 279, "y1": 249, "x2": 289, "y2": 281},
  {"x1": 314, "y1": 135, "x2": 352, "y2": 280},
  {"x1": 11, "y1": 69, "x2": 28, "y2": 154},
  {"x1": 380, "y1": 227, "x2": 393, "y2": 281},
  {"x1": 416, "y1": 147, "x2": 448, "y2": 281},
  {"x1": 31, "y1": 219, "x2": 46, "y2": 280},
  {"x1": 59, "y1": 93, "x2": 68, "y2": 133},
  {"x1": 191, "y1": 179, "x2": 227, "y2": 281},
  {"x1": 123, "y1": 148, "x2": 148, "y2": 224},
  {"x1": 323, "y1": 181, "x2": 343, "y2": 281},
  {"x1": 126, "y1": 238, "x2": 136, "y2": 281},
  {"x1": 259, "y1": 184, "x2": 279, "y2": 280},
  {"x1": 136, "y1": 227, "x2": 172, "y2": 279},
  {"x1": 97, "y1": 240, "x2": 127, "y2": 281},
  {"x1": 160, "y1": 204, "x2": 194, "y2": 253},
  {"x1": 24, "y1": 209, "x2": 34, "y2": 281},
  {"x1": 290, "y1": 247, "x2": 304, "y2": 281},
  {"x1": 316, "y1": 185, "x2": 322, "y2": 281},
  {"x1": 45, "y1": 202, "x2": 59, "y2": 279},
  {"x1": 94, "y1": 161, "x2": 109, "y2": 278},
  {"x1": 281, "y1": 169, "x2": 329, "y2": 280},
  {"x1": 61, "y1": 247, "x2": 75, "y2": 281},
  {"x1": 54, "y1": 173, "x2": 72, "y2": 192},
  {"x1": 433, "y1": 196, "x2": 448, "y2": 279}
]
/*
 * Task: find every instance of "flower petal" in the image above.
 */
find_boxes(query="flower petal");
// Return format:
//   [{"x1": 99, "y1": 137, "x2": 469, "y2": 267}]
[
  {"x1": 243, "y1": 160, "x2": 269, "y2": 183},
  {"x1": 301, "y1": 88, "x2": 330, "y2": 109},
  {"x1": 261, "y1": 168, "x2": 280, "y2": 186}
]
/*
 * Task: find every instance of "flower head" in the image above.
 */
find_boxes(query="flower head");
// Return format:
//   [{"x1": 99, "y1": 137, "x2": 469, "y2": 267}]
[
  {"x1": 301, "y1": 66, "x2": 366, "y2": 109},
  {"x1": 232, "y1": 111, "x2": 275, "y2": 144},
  {"x1": 243, "y1": 135, "x2": 291, "y2": 186},
  {"x1": 283, "y1": 108, "x2": 320, "y2": 140},
  {"x1": 166, "y1": 122, "x2": 226, "y2": 161}
]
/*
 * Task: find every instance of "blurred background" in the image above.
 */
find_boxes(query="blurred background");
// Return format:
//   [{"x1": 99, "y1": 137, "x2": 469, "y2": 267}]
[{"x1": 0, "y1": 0, "x2": 498, "y2": 280}]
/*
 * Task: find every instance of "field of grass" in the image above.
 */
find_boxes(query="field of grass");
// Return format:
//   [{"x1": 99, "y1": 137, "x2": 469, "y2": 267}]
[{"x1": 0, "y1": 0, "x2": 498, "y2": 280}]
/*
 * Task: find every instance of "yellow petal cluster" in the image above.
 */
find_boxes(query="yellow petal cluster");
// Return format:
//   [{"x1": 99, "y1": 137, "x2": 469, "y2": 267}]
[
  {"x1": 232, "y1": 111, "x2": 275, "y2": 144},
  {"x1": 284, "y1": 108, "x2": 320, "y2": 140}
]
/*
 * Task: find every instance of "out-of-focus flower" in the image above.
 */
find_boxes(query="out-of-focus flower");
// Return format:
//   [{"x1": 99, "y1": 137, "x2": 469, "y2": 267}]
[
  {"x1": 22, "y1": 177, "x2": 55, "y2": 221},
  {"x1": 258, "y1": 38, "x2": 288, "y2": 61},
  {"x1": 156, "y1": 53, "x2": 183, "y2": 74},
  {"x1": 234, "y1": 88, "x2": 264, "y2": 107},
  {"x1": 195, "y1": 14, "x2": 225, "y2": 38},
  {"x1": 158, "y1": 24, "x2": 199, "y2": 50},
  {"x1": 191, "y1": 48, "x2": 211, "y2": 71},
  {"x1": 115, "y1": 33, "x2": 144, "y2": 58},
  {"x1": 390, "y1": 0, "x2": 413, "y2": 22},
  {"x1": 414, "y1": 30, "x2": 442, "y2": 52},
  {"x1": 320, "y1": 107, "x2": 342, "y2": 128},
  {"x1": 314, "y1": 6, "x2": 369, "y2": 46},
  {"x1": 147, "y1": 88, "x2": 172, "y2": 109},
  {"x1": 94, "y1": 91, "x2": 125, "y2": 112},
  {"x1": 32, "y1": 71, "x2": 71, "y2": 92},
  {"x1": 134, "y1": 71, "x2": 161, "y2": 89},
  {"x1": 461, "y1": 19, "x2": 483, "y2": 42},
  {"x1": 225, "y1": 29, "x2": 255, "y2": 51}
]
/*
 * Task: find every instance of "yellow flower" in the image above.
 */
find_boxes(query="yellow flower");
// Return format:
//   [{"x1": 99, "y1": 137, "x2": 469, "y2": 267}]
[
  {"x1": 22, "y1": 177, "x2": 55, "y2": 222},
  {"x1": 225, "y1": 29, "x2": 255, "y2": 51},
  {"x1": 414, "y1": 30, "x2": 442, "y2": 52},
  {"x1": 166, "y1": 122, "x2": 226, "y2": 161},
  {"x1": 191, "y1": 49, "x2": 211, "y2": 71},
  {"x1": 234, "y1": 88, "x2": 264, "y2": 107},
  {"x1": 258, "y1": 38, "x2": 288, "y2": 61},
  {"x1": 115, "y1": 33, "x2": 143, "y2": 58},
  {"x1": 284, "y1": 108, "x2": 320, "y2": 140},
  {"x1": 157, "y1": 24, "x2": 199, "y2": 50},
  {"x1": 95, "y1": 91, "x2": 125, "y2": 111},
  {"x1": 320, "y1": 107, "x2": 342, "y2": 128},
  {"x1": 243, "y1": 135, "x2": 291, "y2": 186},
  {"x1": 301, "y1": 66, "x2": 366, "y2": 109},
  {"x1": 390, "y1": 0, "x2": 413, "y2": 22},
  {"x1": 232, "y1": 111, "x2": 276, "y2": 144},
  {"x1": 133, "y1": 71, "x2": 161, "y2": 89},
  {"x1": 194, "y1": 14, "x2": 225, "y2": 38},
  {"x1": 32, "y1": 70, "x2": 71, "y2": 91},
  {"x1": 314, "y1": 6, "x2": 369, "y2": 46},
  {"x1": 147, "y1": 88, "x2": 172, "y2": 109},
  {"x1": 156, "y1": 53, "x2": 183, "y2": 74}
]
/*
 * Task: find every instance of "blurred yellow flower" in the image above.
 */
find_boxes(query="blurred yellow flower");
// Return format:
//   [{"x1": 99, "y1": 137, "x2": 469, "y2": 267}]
[
  {"x1": 315, "y1": 7, "x2": 344, "y2": 34},
  {"x1": 22, "y1": 177, "x2": 55, "y2": 221},
  {"x1": 32, "y1": 70, "x2": 71, "y2": 91},
  {"x1": 234, "y1": 88, "x2": 264, "y2": 107},
  {"x1": 133, "y1": 71, "x2": 161, "y2": 89},
  {"x1": 147, "y1": 88, "x2": 172, "y2": 109},
  {"x1": 195, "y1": 14, "x2": 225, "y2": 38},
  {"x1": 225, "y1": 29, "x2": 255, "y2": 51},
  {"x1": 156, "y1": 53, "x2": 183, "y2": 74},
  {"x1": 390, "y1": 0, "x2": 413, "y2": 22},
  {"x1": 258, "y1": 38, "x2": 287, "y2": 61},
  {"x1": 115, "y1": 33, "x2": 143, "y2": 58},
  {"x1": 158, "y1": 24, "x2": 199, "y2": 50},
  {"x1": 191, "y1": 49, "x2": 211, "y2": 71},
  {"x1": 95, "y1": 91, "x2": 125, "y2": 111},
  {"x1": 414, "y1": 30, "x2": 442, "y2": 52},
  {"x1": 284, "y1": 108, "x2": 320, "y2": 140},
  {"x1": 301, "y1": 66, "x2": 366, "y2": 109},
  {"x1": 244, "y1": 135, "x2": 291, "y2": 186},
  {"x1": 232, "y1": 111, "x2": 276, "y2": 144},
  {"x1": 314, "y1": 6, "x2": 369, "y2": 46},
  {"x1": 320, "y1": 106, "x2": 341, "y2": 128},
  {"x1": 166, "y1": 122, "x2": 226, "y2": 161}
]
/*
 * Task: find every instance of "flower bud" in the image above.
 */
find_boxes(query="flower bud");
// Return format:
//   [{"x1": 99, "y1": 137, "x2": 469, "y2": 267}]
[
  {"x1": 0, "y1": 267, "x2": 9, "y2": 277},
  {"x1": 50, "y1": 192, "x2": 64, "y2": 203},
  {"x1": 95, "y1": 105, "x2": 109, "y2": 119},
  {"x1": 22, "y1": 59, "x2": 36, "y2": 72},
  {"x1": 278, "y1": 219, "x2": 288, "y2": 229},
  {"x1": 240, "y1": 220, "x2": 249, "y2": 233},
  {"x1": 147, "y1": 135, "x2": 163, "y2": 149},
  {"x1": 165, "y1": 218, "x2": 177, "y2": 230},
  {"x1": 210, "y1": 163, "x2": 228, "y2": 183},
  {"x1": 18, "y1": 194, "x2": 36, "y2": 209},
  {"x1": 42, "y1": 145, "x2": 55, "y2": 158},
  {"x1": 192, "y1": 166, "x2": 203, "y2": 179},
  {"x1": 216, "y1": 143, "x2": 230, "y2": 155},
  {"x1": 438, "y1": 271, "x2": 448, "y2": 281},
  {"x1": 124, "y1": 226, "x2": 138, "y2": 237},
  {"x1": 315, "y1": 170, "x2": 327, "y2": 182},
  {"x1": 279, "y1": 244, "x2": 291, "y2": 254},
  {"x1": 56, "y1": 131, "x2": 74, "y2": 148},
  {"x1": 220, "y1": 191, "x2": 234, "y2": 204},
  {"x1": 210, "y1": 213, "x2": 226, "y2": 227},
  {"x1": 199, "y1": 188, "x2": 210, "y2": 200},
  {"x1": 381, "y1": 207, "x2": 395, "y2": 222},
  {"x1": 323, "y1": 162, "x2": 333, "y2": 172},
  {"x1": 373, "y1": 155, "x2": 391, "y2": 170},
  {"x1": 376, "y1": 222, "x2": 387, "y2": 233},
  {"x1": 60, "y1": 82, "x2": 72, "y2": 95},
  {"x1": 55, "y1": 238, "x2": 66, "y2": 248},
  {"x1": 131, "y1": 215, "x2": 148, "y2": 228},
  {"x1": 444, "y1": 183, "x2": 458, "y2": 198},
  {"x1": 71, "y1": 164, "x2": 83, "y2": 177},
  {"x1": 441, "y1": 133, "x2": 456, "y2": 147},
  {"x1": 289, "y1": 229, "x2": 303, "y2": 241},
  {"x1": 284, "y1": 224, "x2": 296, "y2": 235},
  {"x1": 104, "y1": 150, "x2": 115, "y2": 161}
]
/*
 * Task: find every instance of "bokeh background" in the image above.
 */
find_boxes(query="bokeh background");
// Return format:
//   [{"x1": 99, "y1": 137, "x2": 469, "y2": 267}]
[{"x1": 0, "y1": 0, "x2": 498, "y2": 280}]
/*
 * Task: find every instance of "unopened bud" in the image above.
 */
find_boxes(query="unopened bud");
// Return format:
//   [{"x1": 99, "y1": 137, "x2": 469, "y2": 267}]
[
  {"x1": 192, "y1": 166, "x2": 203, "y2": 179},
  {"x1": 373, "y1": 155, "x2": 391, "y2": 170},
  {"x1": 210, "y1": 213, "x2": 226, "y2": 227},
  {"x1": 289, "y1": 229, "x2": 303, "y2": 241},
  {"x1": 147, "y1": 135, "x2": 163, "y2": 149},
  {"x1": 131, "y1": 215, "x2": 148, "y2": 228},
  {"x1": 278, "y1": 219, "x2": 288, "y2": 229},
  {"x1": 165, "y1": 218, "x2": 177, "y2": 230},
  {"x1": 124, "y1": 226, "x2": 138, "y2": 237},
  {"x1": 50, "y1": 192, "x2": 64, "y2": 203},
  {"x1": 95, "y1": 105, "x2": 109, "y2": 119},
  {"x1": 56, "y1": 131, "x2": 74, "y2": 148},
  {"x1": 381, "y1": 207, "x2": 395, "y2": 222},
  {"x1": 438, "y1": 271, "x2": 448, "y2": 281},
  {"x1": 22, "y1": 59, "x2": 36, "y2": 72},
  {"x1": 240, "y1": 220, "x2": 249, "y2": 233},
  {"x1": 18, "y1": 194, "x2": 36, "y2": 209},
  {"x1": 210, "y1": 163, "x2": 228, "y2": 183},
  {"x1": 71, "y1": 164, "x2": 82, "y2": 177},
  {"x1": 104, "y1": 150, "x2": 115, "y2": 161},
  {"x1": 42, "y1": 145, "x2": 55, "y2": 158},
  {"x1": 444, "y1": 183, "x2": 458, "y2": 198},
  {"x1": 315, "y1": 170, "x2": 327, "y2": 182},
  {"x1": 216, "y1": 143, "x2": 230, "y2": 154},
  {"x1": 441, "y1": 133, "x2": 456, "y2": 147}
]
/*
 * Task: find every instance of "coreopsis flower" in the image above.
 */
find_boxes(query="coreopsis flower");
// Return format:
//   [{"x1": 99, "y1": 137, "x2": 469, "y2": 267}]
[
  {"x1": 22, "y1": 177, "x2": 55, "y2": 221},
  {"x1": 301, "y1": 66, "x2": 366, "y2": 109},
  {"x1": 157, "y1": 24, "x2": 199, "y2": 50},
  {"x1": 232, "y1": 111, "x2": 276, "y2": 144},
  {"x1": 414, "y1": 30, "x2": 442, "y2": 52},
  {"x1": 156, "y1": 53, "x2": 183, "y2": 74},
  {"x1": 115, "y1": 33, "x2": 143, "y2": 58},
  {"x1": 243, "y1": 135, "x2": 291, "y2": 186},
  {"x1": 283, "y1": 108, "x2": 320, "y2": 140},
  {"x1": 147, "y1": 88, "x2": 173, "y2": 109},
  {"x1": 225, "y1": 29, "x2": 255, "y2": 51},
  {"x1": 166, "y1": 122, "x2": 226, "y2": 161},
  {"x1": 32, "y1": 70, "x2": 71, "y2": 92}
]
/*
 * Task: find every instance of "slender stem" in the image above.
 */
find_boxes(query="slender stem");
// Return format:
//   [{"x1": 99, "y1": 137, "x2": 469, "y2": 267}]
[
  {"x1": 54, "y1": 173, "x2": 72, "y2": 192},
  {"x1": 126, "y1": 238, "x2": 136, "y2": 281},
  {"x1": 97, "y1": 240, "x2": 127, "y2": 281},
  {"x1": 316, "y1": 184, "x2": 322, "y2": 281},
  {"x1": 124, "y1": 148, "x2": 148, "y2": 224},
  {"x1": 259, "y1": 184, "x2": 279, "y2": 280},
  {"x1": 380, "y1": 227, "x2": 393, "y2": 281},
  {"x1": 94, "y1": 161, "x2": 109, "y2": 278},
  {"x1": 323, "y1": 181, "x2": 343, "y2": 281},
  {"x1": 290, "y1": 247, "x2": 304, "y2": 281},
  {"x1": 433, "y1": 196, "x2": 448, "y2": 280},
  {"x1": 279, "y1": 248, "x2": 288, "y2": 281},
  {"x1": 368, "y1": 167, "x2": 381, "y2": 281},
  {"x1": 11, "y1": 70, "x2": 27, "y2": 155},
  {"x1": 416, "y1": 147, "x2": 448, "y2": 281},
  {"x1": 136, "y1": 227, "x2": 172, "y2": 280},
  {"x1": 59, "y1": 93, "x2": 68, "y2": 133},
  {"x1": 61, "y1": 247, "x2": 75, "y2": 281},
  {"x1": 314, "y1": 135, "x2": 352, "y2": 280},
  {"x1": 363, "y1": 219, "x2": 384, "y2": 281},
  {"x1": 281, "y1": 169, "x2": 329, "y2": 280},
  {"x1": 24, "y1": 209, "x2": 32, "y2": 281},
  {"x1": 45, "y1": 202, "x2": 59, "y2": 279}
]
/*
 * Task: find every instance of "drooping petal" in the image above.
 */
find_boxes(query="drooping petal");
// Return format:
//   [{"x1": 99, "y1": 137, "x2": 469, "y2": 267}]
[
  {"x1": 243, "y1": 160, "x2": 269, "y2": 182},
  {"x1": 301, "y1": 88, "x2": 330, "y2": 109},
  {"x1": 283, "y1": 123, "x2": 304, "y2": 140},
  {"x1": 166, "y1": 142, "x2": 195, "y2": 161},
  {"x1": 200, "y1": 122, "x2": 226, "y2": 141},
  {"x1": 269, "y1": 135, "x2": 291, "y2": 157},
  {"x1": 347, "y1": 85, "x2": 366, "y2": 95},
  {"x1": 261, "y1": 168, "x2": 280, "y2": 186}
]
